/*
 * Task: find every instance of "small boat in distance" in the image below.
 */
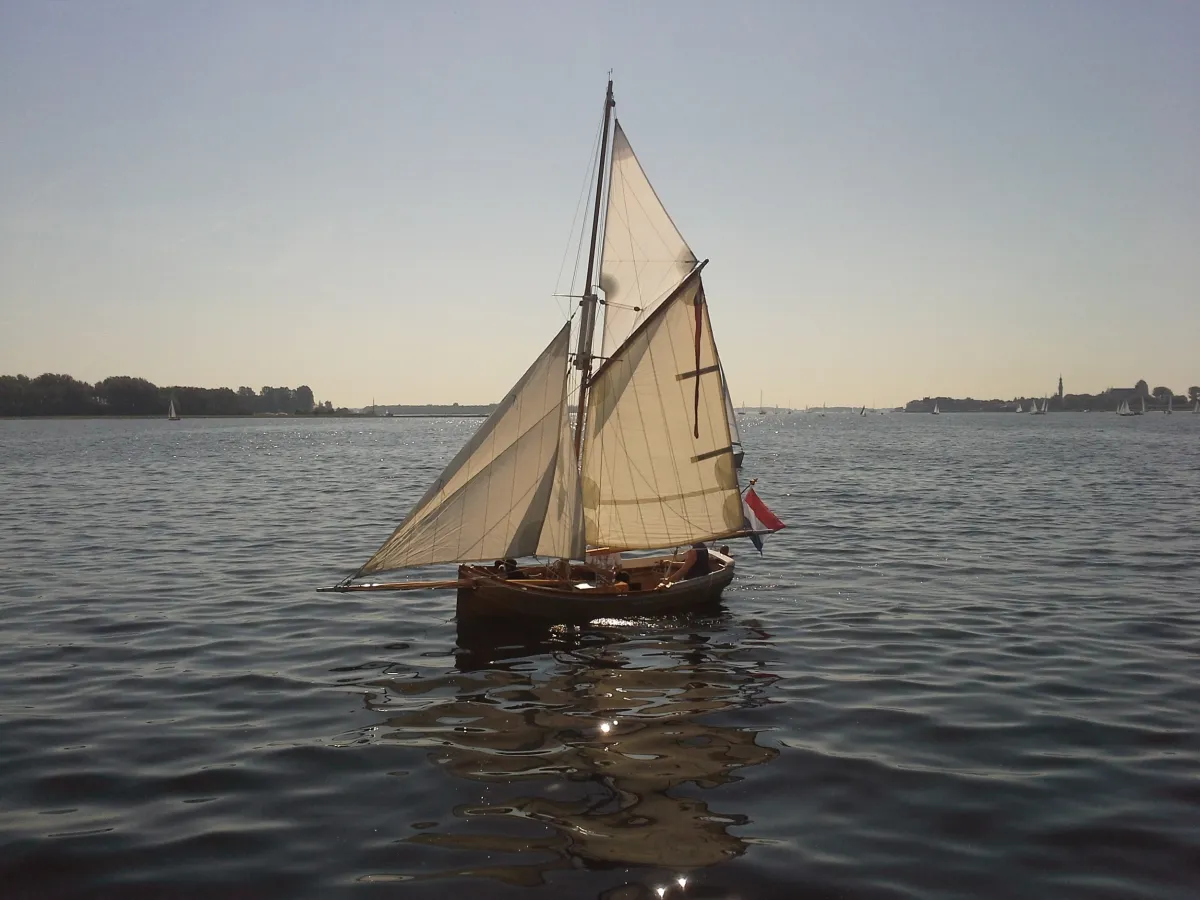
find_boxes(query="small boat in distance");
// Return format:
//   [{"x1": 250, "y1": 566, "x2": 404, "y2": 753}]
[
  {"x1": 1032, "y1": 397, "x2": 1047, "y2": 415},
  {"x1": 1117, "y1": 396, "x2": 1143, "y2": 417},
  {"x1": 320, "y1": 79, "x2": 783, "y2": 623},
  {"x1": 931, "y1": 401, "x2": 940, "y2": 415},
  {"x1": 1015, "y1": 403, "x2": 1023, "y2": 413},
  {"x1": 167, "y1": 397, "x2": 180, "y2": 421},
  {"x1": 1165, "y1": 394, "x2": 1173, "y2": 415}
]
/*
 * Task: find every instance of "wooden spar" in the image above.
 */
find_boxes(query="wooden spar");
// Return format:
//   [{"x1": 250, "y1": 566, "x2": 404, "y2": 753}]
[
  {"x1": 572, "y1": 78, "x2": 616, "y2": 459},
  {"x1": 317, "y1": 578, "x2": 566, "y2": 594}
]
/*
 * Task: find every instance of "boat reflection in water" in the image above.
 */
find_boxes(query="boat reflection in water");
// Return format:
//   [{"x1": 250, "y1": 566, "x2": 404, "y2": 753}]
[{"x1": 359, "y1": 613, "x2": 779, "y2": 888}]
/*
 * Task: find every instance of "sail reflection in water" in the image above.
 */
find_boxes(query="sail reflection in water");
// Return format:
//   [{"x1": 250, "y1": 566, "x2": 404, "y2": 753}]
[{"x1": 357, "y1": 619, "x2": 779, "y2": 886}]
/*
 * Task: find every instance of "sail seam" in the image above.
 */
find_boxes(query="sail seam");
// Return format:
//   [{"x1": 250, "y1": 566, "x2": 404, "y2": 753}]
[{"x1": 593, "y1": 484, "x2": 733, "y2": 507}]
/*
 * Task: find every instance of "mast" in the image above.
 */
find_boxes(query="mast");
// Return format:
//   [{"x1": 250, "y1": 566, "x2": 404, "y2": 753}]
[{"x1": 573, "y1": 78, "x2": 616, "y2": 458}]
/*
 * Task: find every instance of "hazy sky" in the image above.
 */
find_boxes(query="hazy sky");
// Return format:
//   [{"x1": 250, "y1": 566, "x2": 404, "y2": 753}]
[{"x1": 2, "y1": 1, "x2": 1197, "y2": 408}]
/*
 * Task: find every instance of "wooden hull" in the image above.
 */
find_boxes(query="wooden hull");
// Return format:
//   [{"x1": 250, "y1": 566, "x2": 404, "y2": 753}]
[{"x1": 456, "y1": 551, "x2": 735, "y2": 624}]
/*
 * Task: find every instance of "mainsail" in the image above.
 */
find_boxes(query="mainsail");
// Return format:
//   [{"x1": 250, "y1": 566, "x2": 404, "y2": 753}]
[
  {"x1": 599, "y1": 122, "x2": 699, "y2": 357},
  {"x1": 357, "y1": 324, "x2": 582, "y2": 575},
  {"x1": 581, "y1": 269, "x2": 743, "y2": 550}
]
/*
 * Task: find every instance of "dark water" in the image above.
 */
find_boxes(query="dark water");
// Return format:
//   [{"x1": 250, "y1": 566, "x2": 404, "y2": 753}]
[{"x1": 2, "y1": 414, "x2": 1197, "y2": 899}]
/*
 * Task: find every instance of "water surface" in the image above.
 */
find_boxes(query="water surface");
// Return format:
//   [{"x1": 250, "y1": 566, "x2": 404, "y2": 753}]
[{"x1": 1, "y1": 414, "x2": 1197, "y2": 898}]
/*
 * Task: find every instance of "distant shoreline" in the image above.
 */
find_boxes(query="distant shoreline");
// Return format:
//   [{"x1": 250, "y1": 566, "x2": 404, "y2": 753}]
[{"x1": 0, "y1": 412, "x2": 492, "y2": 420}]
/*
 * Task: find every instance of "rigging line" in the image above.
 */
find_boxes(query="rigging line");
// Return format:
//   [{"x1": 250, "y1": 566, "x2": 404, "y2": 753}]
[
  {"x1": 616, "y1": 176, "x2": 645, "y2": 330},
  {"x1": 620, "y1": 128, "x2": 694, "y2": 267},
  {"x1": 659, "y1": 294, "x2": 696, "y2": 525},
  {"x1": 553, "y1": 113, "x2": 606, "y2": 322},
  {"x1": 600, "y1": 304, "x2": 679, "y2": 548}
]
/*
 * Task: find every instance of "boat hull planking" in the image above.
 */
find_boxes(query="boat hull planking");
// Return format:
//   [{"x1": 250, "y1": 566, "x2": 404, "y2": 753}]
[{"x1": 455, "y1": 551, "x2": 735, "y2": 623}]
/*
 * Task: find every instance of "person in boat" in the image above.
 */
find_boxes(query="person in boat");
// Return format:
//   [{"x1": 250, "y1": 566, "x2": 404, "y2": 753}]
[
  {"x1": 613, "y1": 571, "x2": 631, "y2": 593},
  {"x1": 665, "y1": 543, "x2": 712, "y2": 585},
  {"x1": 502, "y1": 558, "x2": 526, "y2": 580}
]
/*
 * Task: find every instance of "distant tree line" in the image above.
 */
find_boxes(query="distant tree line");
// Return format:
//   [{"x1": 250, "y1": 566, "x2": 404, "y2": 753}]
[
  {"x1": 906, "y1": 382, "x2": 1200, "y2": 413},
  {"x1": 0, "y1": 374, "x2": 320, "y2": 417}
]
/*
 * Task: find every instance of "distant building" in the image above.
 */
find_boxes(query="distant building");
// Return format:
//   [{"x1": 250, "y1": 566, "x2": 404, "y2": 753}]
[{"x1": 1058, "y1": 375, "x2": 1064, "y2": 400}]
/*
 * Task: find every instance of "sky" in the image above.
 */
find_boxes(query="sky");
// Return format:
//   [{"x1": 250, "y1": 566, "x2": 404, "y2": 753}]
[{"x1": 2, "y1": 1, "x2": 1197, "y2": 409}]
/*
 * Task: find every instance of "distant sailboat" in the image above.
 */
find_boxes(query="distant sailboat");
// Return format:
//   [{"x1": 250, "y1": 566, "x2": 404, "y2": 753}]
[
  {"x1": 1031, "y1": 397, "x2": 1047, "y2": 415},
  {"x1": 931, "y1": 401, "x2": 940, "y2": 415},
  {"x1": 1117, "y1": 396, "x2": 1142, "y2": 417},
  {"x1": 1165, "y1": 394, "x2": 1173, "y2": 415},
  {"x1": 1193, "y1": 399, "x2": 1199, "y2": 414},
  {"x1": 1015, "y1": 403, "x2": 1023, "y2": 413},
  {"x1": 859, "y1": 405, "x2": 866, "y2": 416},
  {"x1": 167, "y1": 397, "x2": 180, "y2": 421}
]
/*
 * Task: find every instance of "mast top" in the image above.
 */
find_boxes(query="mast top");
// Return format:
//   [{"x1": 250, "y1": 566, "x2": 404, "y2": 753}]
[{"x1": 572, "y1": 76, "x2": 618, "y2": 456}]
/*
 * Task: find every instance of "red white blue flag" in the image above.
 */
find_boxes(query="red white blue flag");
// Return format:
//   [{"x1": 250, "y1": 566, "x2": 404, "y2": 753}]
[{"x1": 742, "y1": 486, "x2": 785, "y2": 553}]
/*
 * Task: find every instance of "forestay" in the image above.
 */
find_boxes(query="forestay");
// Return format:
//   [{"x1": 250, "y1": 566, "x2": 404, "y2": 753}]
[
  {"x1": 357, "y1": 324, "x2": 582, "y2": 575},
  {"x1": 582, "y1": 270, "x2": 743, "y2": 550},
  {"x1": 599, "y1": 122, "x2": 699, "y2": 357}
]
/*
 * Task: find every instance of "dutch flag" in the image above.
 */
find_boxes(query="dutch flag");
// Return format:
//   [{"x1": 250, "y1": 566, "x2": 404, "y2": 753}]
[{"x1": 741, "y1": 486, "x2": 785, "y2": 554}]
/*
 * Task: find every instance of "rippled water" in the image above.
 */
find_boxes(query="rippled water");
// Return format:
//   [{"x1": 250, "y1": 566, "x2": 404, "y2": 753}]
[{"x1": 1, "y1": 414, "x2": 1197, "y2": 899}]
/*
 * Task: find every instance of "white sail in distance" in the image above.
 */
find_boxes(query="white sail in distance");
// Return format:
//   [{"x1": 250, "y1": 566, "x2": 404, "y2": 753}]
[
  {"x1": 599, "y1": 122, "x2": 699, "y2": 357},
  {"x1": 357, "y1": 324, "x2": 582, "y2": 575},
  {"x1": 581, "y1": 270, "x2": 743, "y2": 550}
]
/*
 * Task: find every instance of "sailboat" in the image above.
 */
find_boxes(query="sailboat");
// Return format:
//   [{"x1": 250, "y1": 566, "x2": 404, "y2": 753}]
[
  {"x1": 322, "y1": 80, "x2": 783, "y2": 621},
  {"x1": 1165, "y1": 394, "x2": 1173, "y2": 415},
  {"x1": 167, "y1": 397, "x2": 180, "y2": 421},
  {"x1": 1031, "y1": 397, "x2": 1047, "y2": 415},
  {"x1": 1193, "y1": 399, "x2": 1198, "y2": 414},
  {"x1": 1015, "y1": 403, "x2": 1023, "y2": 413},
  {"x1": 859, "y1": 405, "x2": 866, "y2": 417},
  {"x1": 931, "y1": 401, "x2": 940, "y2": 415},
  {"x1": 1117, "y1": 396, "x2": 1142, "y2": 417}
]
